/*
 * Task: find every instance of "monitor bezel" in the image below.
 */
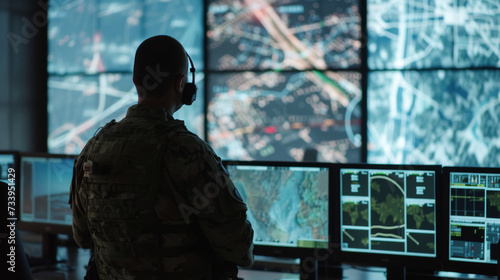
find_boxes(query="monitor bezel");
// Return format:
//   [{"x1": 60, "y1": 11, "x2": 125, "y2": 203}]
[
  {"x1": 442, "y1": 166, "x2": 500, "y2": 276},
  {"x1": 17, "y1": 152, "x2": 77, "y2": 236},
  {"x1": 222, "y1": 160, "x2": 337, "y2": 260},
  {"x1": 333, "y1": 163, "x2": 443, "y2": 269}
]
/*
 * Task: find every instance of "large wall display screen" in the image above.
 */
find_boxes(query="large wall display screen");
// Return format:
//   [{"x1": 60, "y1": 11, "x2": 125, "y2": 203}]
[
  {"x1": 368, "y1": 0, "x2": 500, "y2": 69},
  {"x1": 207, "y1": 0, "x2": 361, "y2": 71},
  {"x1": 208, "y1": 71, "x2": 362, "y2": 162},
  {"x1": 48, "y1": 0, "x2": 204, "y2": 154},
  {"x1": 368, "y1": 70, "x2": 500, "y2": 167}
]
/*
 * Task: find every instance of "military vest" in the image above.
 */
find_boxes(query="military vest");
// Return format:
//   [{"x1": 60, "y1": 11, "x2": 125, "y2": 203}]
[{"x1": 82, "y1": 115, "x2": 209, "y2": 280}]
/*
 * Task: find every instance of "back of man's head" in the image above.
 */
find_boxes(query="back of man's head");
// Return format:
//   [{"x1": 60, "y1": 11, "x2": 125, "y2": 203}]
[{"x1": 133, "y1": 35, "x2": 188, "y2": 97}]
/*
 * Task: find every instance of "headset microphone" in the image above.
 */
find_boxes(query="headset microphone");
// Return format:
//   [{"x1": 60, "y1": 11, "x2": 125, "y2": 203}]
[{"x1": 182, "y1": 52, "x2": 197, "y2": 105}]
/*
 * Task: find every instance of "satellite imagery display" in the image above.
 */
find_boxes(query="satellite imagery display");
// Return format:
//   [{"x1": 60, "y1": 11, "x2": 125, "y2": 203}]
[
  {"x1": 367, "y1": 70, "x2": 500, "y2": 167},
  {"x1": 227, "y1": 164, "x2": 329, "y2": 248},
  {"x1": 207, "y1": 0, "x2": 361, "y2": 71},
  {"x1": 207, "y1": 71, "x2": 362, "y2": 162},
  {"x1": 341, "y1": 168, "x2": 436, "y2": 256},
  {"x1": 368, "y1": 0, "x2": 500, "y2": 69},
  {"x1": 48, "y1": 0, "x2": 204, "y2": 154}
]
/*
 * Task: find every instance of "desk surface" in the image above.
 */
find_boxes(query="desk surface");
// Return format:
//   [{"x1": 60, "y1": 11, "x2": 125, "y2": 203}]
[{"x1": 18, "y1": 233, "x2": 498, "y2": 280}]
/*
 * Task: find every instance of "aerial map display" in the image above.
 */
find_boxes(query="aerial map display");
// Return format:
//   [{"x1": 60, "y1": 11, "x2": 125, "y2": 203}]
[
  {"x1": 48, "y1": 0, "x2": 204, "y2": 154},
  {"x1": 226, "y1": 163, "x2": 329, "y2": 248},
  {"x1": 368, "y1": 0, "x2": 500, "y2": 69},
  {"x1": 341, "y1": 168, "x2": 437, "y2": 256},
  {"x1": 207, "y1": 71, "x2": 362, "y2": 162},
  {"x1": 367, "y1": 69, "x2": 500, "y2": 167},
  {"x1": 449, "y1": 171, "x2": 500, "y2": 264},
  {"x1": 207, "y1": 0, "x2": 361, "y2": 70}
]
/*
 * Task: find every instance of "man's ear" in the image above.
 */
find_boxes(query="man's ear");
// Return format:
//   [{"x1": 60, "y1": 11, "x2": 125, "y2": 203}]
[{"x1": 175, "y1": 74, "x2": 186, "y2": 94}]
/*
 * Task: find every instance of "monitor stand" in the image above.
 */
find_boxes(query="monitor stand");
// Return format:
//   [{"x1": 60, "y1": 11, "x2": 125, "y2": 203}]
[
  {"x1": 386, "y1": 266, "x2": 406, "y2": 280},
  {"x1": 28, "y1": 233, "x2": 59, "y2": 267},
  {"x1": 42, "y1": 233, "x2": 58, "y2": 263},
  {"x1": 298, "y1": 257, "x2": 318, "y2": 280}
]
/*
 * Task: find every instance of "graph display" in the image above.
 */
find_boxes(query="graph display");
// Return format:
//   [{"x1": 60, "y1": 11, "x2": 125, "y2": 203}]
[
  {"x1": 208, "y1": 71, "x2": 362, "y2": 162},
  {"x1": 367, "y1": 69, "x2": 500, "y2": 167},
  {"x1": 20, "y1": 156, "x2": 75, "y2": 226},
  {"x1": 340, "y1": 167, "x2": 437, "y2": 257},
  {"x1": 226, "y1": 162, "x2": 329, "y2": 249},
  {"x1": 368, "y1": 0, "x2": 500, "y2": 69},
  {"x1": 207, "y1": 0, "x2": 361, "y2": 71},
  {"x1": 449, "y1": 171, "x2": 500, "y2": 264},
  {"x1": 48, "y1": 0, "x2": 204, "y2": 154}
]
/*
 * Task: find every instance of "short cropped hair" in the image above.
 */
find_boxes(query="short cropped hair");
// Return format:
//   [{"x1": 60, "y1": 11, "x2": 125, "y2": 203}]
[{"x1": 133, "y1": 35, "x2": 188, "y2": 97}]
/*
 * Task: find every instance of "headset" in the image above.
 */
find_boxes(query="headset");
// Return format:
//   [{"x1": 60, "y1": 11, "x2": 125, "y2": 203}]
[{"x1": 182, "y1": 52, "x2": 197, "y2": 105}]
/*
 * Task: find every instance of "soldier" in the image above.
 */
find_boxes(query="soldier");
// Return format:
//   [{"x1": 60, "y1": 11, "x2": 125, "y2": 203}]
[{"x1": 70, "y1": 35, "x2": 254, "y2": 280}]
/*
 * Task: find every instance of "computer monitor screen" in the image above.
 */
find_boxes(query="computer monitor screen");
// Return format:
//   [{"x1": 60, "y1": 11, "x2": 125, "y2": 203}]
[
  {"x1": 338, "y1": 164, "x2": 440, "y2": 266},
  {"x1": 48, "y1": 0, "x2": 205, "y2": 154},
  {"x1": 208, "y1": 71, "x2": 362, "y2": 162},
  {"x1": 207, "y1": 0, "x2": 361, "y2": 71},
  {"x1": 19, "y1": 154, "x2": 76, "y2": 233},
  {"x1": 367, "y1": 69, "x2": 500, "y2": 167},
  {"x1": 0, "y1": 152, "x2": 17, "y2": 186},
  {"x1": 444, "y1": 166, "x2": 500, "y2": 275},
  {"x1": 224, "y1": 161, "x2": 331, "y2": 257},
  {"x1": 368, "y1": 0, "x2": 500, "y2": 70}
]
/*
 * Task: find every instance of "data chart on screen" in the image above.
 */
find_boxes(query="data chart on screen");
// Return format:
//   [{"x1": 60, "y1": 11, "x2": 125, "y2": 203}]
[{"x1": 449, "y1": 170, "x2": 500, "y2": 264}]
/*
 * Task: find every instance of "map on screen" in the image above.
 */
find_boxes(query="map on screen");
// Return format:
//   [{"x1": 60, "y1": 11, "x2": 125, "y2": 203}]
[
  {"x1": 368, "y1": 0, "x2": 500, "y2": 69},
  {"x1": 367, "y1": 69, "x2": 500, "y2": 167},
  {"x1": 226, "y1": 163, "x2": 329, "y2": 249},
  {"x1": 340, "y1": 167, "x2": 437, "y2": 257},
  {"x1": 207, "y1": 0, "x2": 361, "y2": 71},
  {"x1": 48, "y1": 0, "x2": 204, "y2": 154},
  {"x1": 208, "y1": 71, "x2": 362, "y2": 162}
]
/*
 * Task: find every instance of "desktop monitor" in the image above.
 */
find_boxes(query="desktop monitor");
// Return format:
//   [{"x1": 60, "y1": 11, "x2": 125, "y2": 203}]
[
  {"x1": 443, "y1": 166, "x2": 500, "y2": 276},
  {"x1": 0, "y1": 151, "x2": 18, "y2": 185},
  {"x1": 335, "y1": 164, "x2": 442, "y2": 274},
  {"x1": 223, "y1": 160, "x2": 334, "y2": 259},
  {"x1": 18, "y1": 153, "x2": 76, "y2": 235}
]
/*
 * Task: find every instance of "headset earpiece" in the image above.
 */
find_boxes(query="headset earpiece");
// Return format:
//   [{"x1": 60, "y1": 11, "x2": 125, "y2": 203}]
[{"x1": 182, "y1": 53, "x2": 197, "y2": 105}]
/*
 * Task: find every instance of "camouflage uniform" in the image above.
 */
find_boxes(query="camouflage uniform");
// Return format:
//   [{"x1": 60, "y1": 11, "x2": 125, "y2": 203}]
[{"x1": 70, "y1": 104, "x2": 254, "y2": 280}]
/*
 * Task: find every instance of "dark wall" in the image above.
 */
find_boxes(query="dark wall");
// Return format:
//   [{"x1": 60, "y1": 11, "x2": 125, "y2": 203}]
[{"x1": 0, "y1": 0, "x2": 47, "y2": 152}]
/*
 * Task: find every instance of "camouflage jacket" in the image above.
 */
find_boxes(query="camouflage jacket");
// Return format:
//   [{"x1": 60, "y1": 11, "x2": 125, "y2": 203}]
[{"x1": 70, "y1": 104, "x2": 254, "y2": 280}]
